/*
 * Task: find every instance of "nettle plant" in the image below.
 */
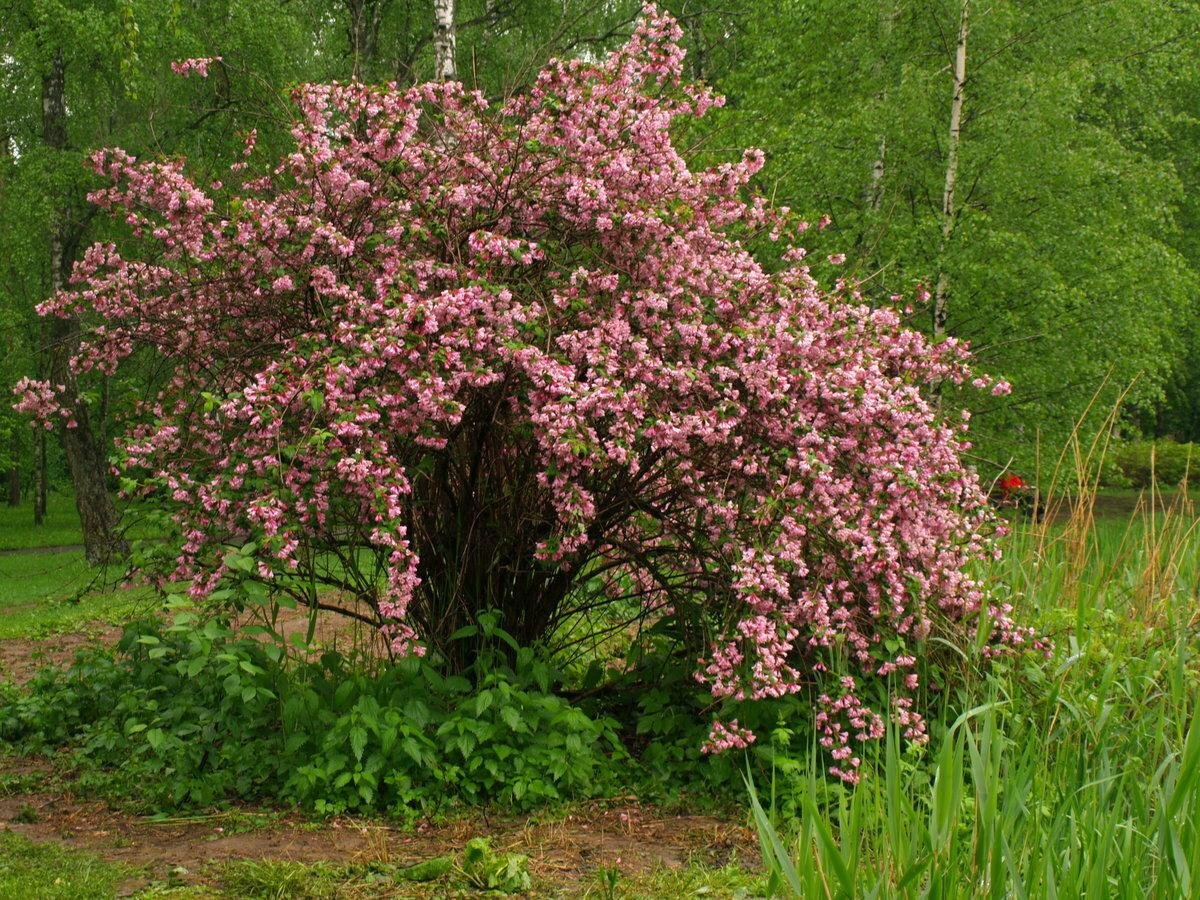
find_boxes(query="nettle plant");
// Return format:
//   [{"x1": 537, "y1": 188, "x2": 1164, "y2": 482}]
[{"x1": 16, "y1": 7, "x2": 1038, "y2": 779}]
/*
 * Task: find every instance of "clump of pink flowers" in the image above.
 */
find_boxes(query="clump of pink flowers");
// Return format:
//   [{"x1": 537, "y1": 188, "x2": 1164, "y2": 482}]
[
  {"x1": 170, "y1": 57, "x2": 221, "y2": 78},
  {"x1": 16, "y1": 5, "x2": 1040, "y2": 779},
  {"x1": 703, "y1": 719, "x2": 756, "y2": 754}
]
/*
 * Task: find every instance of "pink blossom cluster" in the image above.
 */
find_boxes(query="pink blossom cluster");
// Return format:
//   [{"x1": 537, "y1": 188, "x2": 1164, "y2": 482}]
[
  {"x1": 170, "y1": 57, "x2": 221, "y2": 78},
  {"x1": 815, "y1": 677, "x2": 886, "y2": 783},
  {"x1": 12, "y1": 378, "x2": 64, "y2": 430},
  {"x1": 703, "y1": 719, "x2": 756, "y2": 754},
  {"x1": 17, "y1": 5, "x2": 1039, "y2": 776}
]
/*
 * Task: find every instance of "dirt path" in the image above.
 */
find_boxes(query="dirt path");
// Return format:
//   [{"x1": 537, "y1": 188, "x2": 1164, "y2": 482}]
[
  {"x1": 0, "y1": 625, "x2": 125, "y2": 685},
  {"x1": 0, "y1": 768, "x2": 754, "y2": 895}
]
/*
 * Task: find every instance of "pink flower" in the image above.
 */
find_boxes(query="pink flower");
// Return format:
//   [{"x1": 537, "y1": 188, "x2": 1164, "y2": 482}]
[
  {"x1": 171, "y1": 57, "x2": 221, "y2": 78},
  {"x1": 702, "y1": 719, "x2": 756, "y2": 753}
]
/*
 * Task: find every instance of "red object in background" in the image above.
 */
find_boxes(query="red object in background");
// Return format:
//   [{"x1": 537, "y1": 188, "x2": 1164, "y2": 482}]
[{"x1": 998, "y1": 474, "x2": 1026, "y2": 494}]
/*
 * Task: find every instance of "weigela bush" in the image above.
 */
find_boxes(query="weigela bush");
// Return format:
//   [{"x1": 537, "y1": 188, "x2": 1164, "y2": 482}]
[{"x1": 15, "y1": 6, "x2": 1037, "y2": 779}]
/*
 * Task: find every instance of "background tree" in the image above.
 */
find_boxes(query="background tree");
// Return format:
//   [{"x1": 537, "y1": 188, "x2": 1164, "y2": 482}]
[
  {"x1": 714, "y1": 0, "x2": 1200, "y2": 473},
  {"x1": 0, "y1": 0, "x2": 313, "y2": 556}
]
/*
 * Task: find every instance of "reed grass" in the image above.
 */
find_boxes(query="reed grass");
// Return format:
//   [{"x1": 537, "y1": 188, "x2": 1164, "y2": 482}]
[{"x1": 751, "y1": 432, "x2": 1200, "y2": 898}]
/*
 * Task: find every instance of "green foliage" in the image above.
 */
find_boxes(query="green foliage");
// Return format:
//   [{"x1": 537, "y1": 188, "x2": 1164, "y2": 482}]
[
  {"x1": 712, "y1": 0, "x2": 1200, "y2": 474},
  {"x1": 1, "y1": 616, "x2": 286, "y2": 807},
  {"x1": 282, "y1": 647, "x2": 625, "y2": 817},
  {"x1": 459, "y1": 837, "x2": 532, "y2": 894},
  {"x1": 0, "y1": 614, "x2": 627, "y2": 816},
  {"x1": 1110, "y1": 440, "x2": 1197, "y2": 488}
]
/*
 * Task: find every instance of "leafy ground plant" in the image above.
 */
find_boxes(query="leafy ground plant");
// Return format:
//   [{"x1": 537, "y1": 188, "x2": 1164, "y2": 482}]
[{"x1": 1, "y1": 615, "x2": 626, "y2": 816}]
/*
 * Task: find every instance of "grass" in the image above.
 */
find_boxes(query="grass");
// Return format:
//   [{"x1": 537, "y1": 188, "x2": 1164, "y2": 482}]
[
  {"x1": 0, "y1": 492, "x2": 168, "y2": 553},
  {"x1": 0, "y1": 831, "x2": 132, "y2": 899},
  {"x1": 217, "y1": 856, "x2": 767, "y2": 898},
  {"x1": 0, "y1": 550, "x2": 159, "y2": 639},
  {"x1": 748, "y1": 479, "x2": 1200, "y2": 897},
  {"x1": 0, "y1": 495, "x2": 166, "y2": 638},
  {"x1": 0, "y1": 494, "x2": 84, "y2": 551}
]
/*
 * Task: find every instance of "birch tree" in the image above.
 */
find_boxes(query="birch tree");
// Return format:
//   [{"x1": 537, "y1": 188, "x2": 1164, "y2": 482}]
[
  {"x1": 433, "y1": 0, "x2": 456, "y2": 80},
  {"x1": 933, "y1": 0, "x2": 968, "y2": 343},
  {"x1": 719, "y1": 0, "x2": 1200, "y2": 471}
]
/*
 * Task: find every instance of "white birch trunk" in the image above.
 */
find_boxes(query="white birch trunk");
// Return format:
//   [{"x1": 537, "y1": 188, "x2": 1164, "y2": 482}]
[
  {"x1": 933, "y1": 0, "x2": 969, "y2": 342},
  {"x1": 433, "y1": 0, "x2": 456, "y2": 81},
  {"x1": 866, "y1": 5, "x2": 898, "y2": 212}
]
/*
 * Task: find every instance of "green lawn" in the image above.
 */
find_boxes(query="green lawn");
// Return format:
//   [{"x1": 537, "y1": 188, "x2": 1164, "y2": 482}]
[
  {"x1": 0, "y1": 495, "x2": 83, "y2": 551},
  {"x1": 0, "y1": 495, "x2": 169, "y2": 638},
  {"x1": 0, "y1": 550, "x2": 160, "y2": 639},
  {"x1": 0, "y1": 494, "x2": 169, "y2": 553},
  {"x1": 0, "y1": 832, "x2": 132, "y2": 900}
]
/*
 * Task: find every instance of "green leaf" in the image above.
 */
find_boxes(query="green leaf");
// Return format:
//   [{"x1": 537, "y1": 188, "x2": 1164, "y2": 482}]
[{"x1": 349, "y1": 726, "x2": 368, "y2": 762}]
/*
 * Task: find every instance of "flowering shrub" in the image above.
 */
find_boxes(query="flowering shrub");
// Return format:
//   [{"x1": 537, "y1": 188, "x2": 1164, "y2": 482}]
[{"x1": 15, "y1": 6, "x2": 1036, "y2": 778}]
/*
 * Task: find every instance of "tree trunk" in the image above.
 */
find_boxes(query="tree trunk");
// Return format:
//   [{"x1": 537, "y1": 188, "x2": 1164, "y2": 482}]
[
  {"x1": 7, "y1": 459, "x2": 19, "y2": 507},
  {"x1": 433, "y1": 0, "x2": 456, "y2": 81},
  {"x1": 345, "y1": 0, "x2": 388, "y2": 81},
  {"x1": 42, "y1": 48, "x2": 126, "y2": 564},
  {"x1": 6, "y1": 421, "x2": 18, "y2": 507},
  {"x1": 33, "y1": 427, "x2": 46, "y2": 525},
  {"x1": 933, "y1": 0, "x2": 969, "y2": 342},
  {"x1": 865, "y1": 5, "x2": 898, "y2": 213}
]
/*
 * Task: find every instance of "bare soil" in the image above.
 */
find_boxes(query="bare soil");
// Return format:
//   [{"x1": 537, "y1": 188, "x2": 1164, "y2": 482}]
[
  {"x1": 0, "y1": 625, "x2": 124, "y2": 685},
  {"x1": 0, "y1": 778, "x2": 754, "y2": 895}
]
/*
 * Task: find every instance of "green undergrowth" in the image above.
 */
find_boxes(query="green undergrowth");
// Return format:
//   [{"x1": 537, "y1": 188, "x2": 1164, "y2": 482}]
[{"x1": 0, "y1": 612, "x2": 632, "y2": 817}]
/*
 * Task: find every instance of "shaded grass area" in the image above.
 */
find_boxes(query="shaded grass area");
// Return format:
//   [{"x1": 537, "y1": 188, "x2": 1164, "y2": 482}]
[
  {"x1": 0, "y1": 550, "x2": 158, "y2": 640},
  {"x1": 0, "y1": 494, "x2": 82, "y2": 551},
  {"x1": 0, "y1": 493, "x2": 168, "y2": 553}
]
